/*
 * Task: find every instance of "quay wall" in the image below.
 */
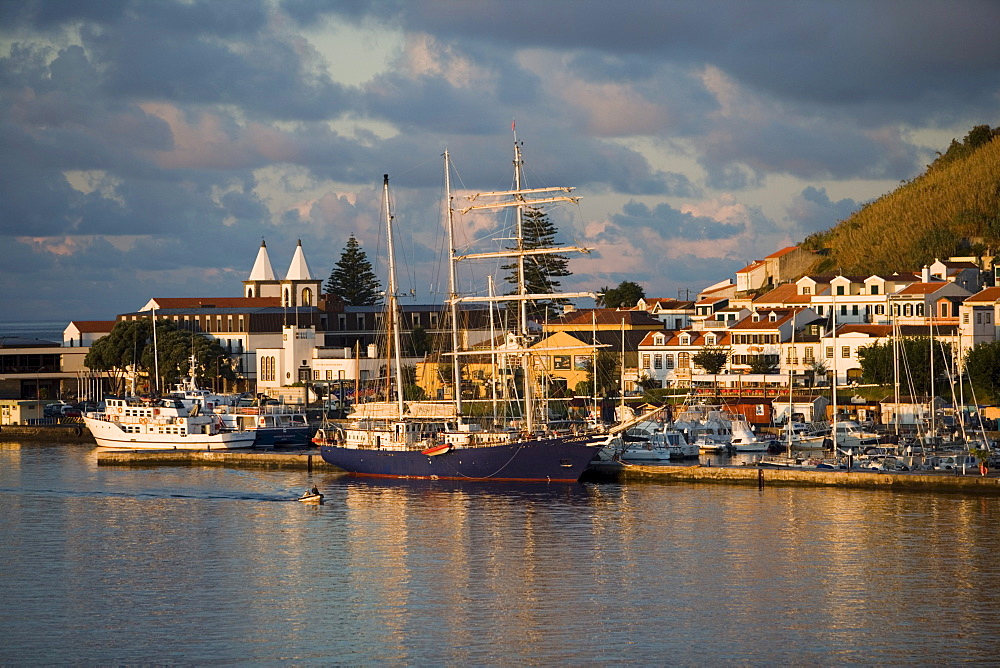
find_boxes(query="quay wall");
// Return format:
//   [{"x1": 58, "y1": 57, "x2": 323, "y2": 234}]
[
  {"x1": 97, "y1": 448, "x2": 327, "y2": 470},
  {"x1": 0, "y1": 424, "x2": 94, "y2": 443},
  {"x1": 92, "y1": 449, "x2": 1000, "y2": 494},
  {"x1": 614, "y1": 463, "x2": 1000, "y2": 494}
]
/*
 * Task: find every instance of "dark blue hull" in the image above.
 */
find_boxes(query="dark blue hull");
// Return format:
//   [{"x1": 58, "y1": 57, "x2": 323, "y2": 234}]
[
  {"x1": 252, "y1": 426, "x2": 313, "y2": 447},
  {"x1": 320, "y1": 434, "x2": 603, "y2": 482}
]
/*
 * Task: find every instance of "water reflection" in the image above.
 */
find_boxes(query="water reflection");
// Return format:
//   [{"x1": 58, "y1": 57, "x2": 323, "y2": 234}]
[{"x1": 2, "y1": 443, "x2": 1000, "y2": 664}]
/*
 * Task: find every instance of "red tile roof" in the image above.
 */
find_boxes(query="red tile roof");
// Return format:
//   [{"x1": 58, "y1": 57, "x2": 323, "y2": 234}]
[
  {"x1": 896, "y1": 282, "x2": 948, "y2": 295},
  {"x1": 764, "y1": 246, "x2": 799, "y2": 259},
  {"x1": 67, "y1": 320, "x2": 116, "y2": 333},
  {"x1": 967, "y1": 287, "x2": 1000, "y2": 302},
  {"x1": 148, "y1": 297, "x2": 281, "y2": 309}
]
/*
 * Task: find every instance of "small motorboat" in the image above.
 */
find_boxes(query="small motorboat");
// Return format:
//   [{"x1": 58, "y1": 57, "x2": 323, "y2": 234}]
[
  {"x1": 298, "y1": 490, "x2": 324, "y2": 504},
  {"x1": 421, "y1": 443, "x2": 452, "y2": 456}
]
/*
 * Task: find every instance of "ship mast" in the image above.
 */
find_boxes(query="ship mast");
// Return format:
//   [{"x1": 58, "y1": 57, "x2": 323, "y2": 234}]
[
  {"x1": 444, "y1": 151, "x2": 463, "y2": 418},
  {"x1": 383, "y1": 174, "x2": 405, "y2": 419},
  {"x1": 452, "y1": 140, "x2": 596, "y2": 434}
]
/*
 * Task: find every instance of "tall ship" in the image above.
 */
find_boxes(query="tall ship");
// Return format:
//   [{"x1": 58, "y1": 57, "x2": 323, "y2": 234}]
[{"x1": 318, "y1": 142, "x2": 608, "y2": 481}]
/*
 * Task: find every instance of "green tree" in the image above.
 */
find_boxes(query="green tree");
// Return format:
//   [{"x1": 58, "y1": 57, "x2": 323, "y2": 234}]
[
  {"x1": 857, "y1": 337, "x2": 953, "y2": 395},
  {"x1": 693, "y1": 347, "x2": 729, "y2": 374},
  {"x1": 502, "y1": 206, "x2": 571, "y2": 321},
  {"x1": 747, "y1": 354, "x2": 780, "y2": 374},
  {"x1": 965, "y1": 341, "x2": 1000, "y2": 402},
  {"x1": 581, "y1": 350, "x2": 620, "y2": 397},
  {"x1": 326, "y1": 235, "x2": 382, "y2": 305},
  {"x1": 85, "y1": 319, "x2": 234, "y2": 394},
  {"x1": 597, "y1": 280, "x2": 646, "y2": 308},
  {"x1": 406, "y1": 325, "x2": 433, "y2": 356}
]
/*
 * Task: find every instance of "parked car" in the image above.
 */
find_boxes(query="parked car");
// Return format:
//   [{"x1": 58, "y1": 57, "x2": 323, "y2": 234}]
[
  {"x1": 44, "y1": 402, "x2": 70, "y2": 417},
  {"x1": 60, "y1": 406, "x2": 82, "y2": 418}
]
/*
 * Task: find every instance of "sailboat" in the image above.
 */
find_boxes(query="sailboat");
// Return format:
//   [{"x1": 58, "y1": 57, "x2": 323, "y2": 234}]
[{"x1": 318, "y1": 146, "x2": 606, "y2": 482}]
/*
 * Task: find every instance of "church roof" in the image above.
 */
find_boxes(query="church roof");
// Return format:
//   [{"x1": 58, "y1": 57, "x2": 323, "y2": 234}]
[
  {"x1": 248, "y1": 240, "x2": 276, "y2": 281},
  {"x1": 285, "y1": 240, "x2": 313, "y2": 281}
]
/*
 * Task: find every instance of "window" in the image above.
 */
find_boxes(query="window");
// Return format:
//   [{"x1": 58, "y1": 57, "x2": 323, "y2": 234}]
[
  {"x1": 871, "y1": 285, "x2": 879, "y2": 295},
  {"x1": 665, "y1": 355, "x2": 674, "y2": 369},
  {"x1": 642, "y1": 354, "x2": 651, "y2": 370},
  {"x1": 826, "y1": 346, "x2": 834, "y2": 359},
  {"x1": 326, "y1": 370, "x2": 333, "y2": 380},
  {"x1": 678, "y1": 352, "x2": 690, "y2": 369},
  {"x1": 916, "y1": 304, "x2": 924, "y2": 317},
  {"x1": 840, "y1": 305, "x2": 847, "y2": 316},
  {"x1": 852, "y1": 305, "x2": 858, "y2": 316},
  {"x1": 904, "y1": 304, "x2": 912, "y2": 317},
  {"x1": 940, "y1": 302, "x2": 949, "y2": 317},
  {"x1": 965, "y1": 313, "x2": 971, "y2": 324},
  {"x1": 987, "y1": 313, "x2": 992, "y2": 324},
  {"x1": 314, "y1": 370, "x2": 320, "y2": 380},
  {"x1": 680, "y1": 335, "x2": 690, "y2": 345},
  {"x1": 837, "y1": 285, "x2": 845, "y2": 295},
  {"x1": 842, "y1": 346, "x2": 850, "y2": 358},
  {"x1": 654, "y1": 354, "x2": 662, "y2": 369},
  {"x1": 976, "y1": 312, "x2": 982, "y2": 324},
  {"x1": 705, "y1": 335, "x2": 716, "y2": 345},
  {"x1": 429, "y1": 313, "x2": 439, "y2": 328},
  {"x1": 804, "y1": 347, "x2": 815, "y2": 362},
  {"x1": 802, "y1": 286, "x2": 811, "y2": 295},
  {"x1": 875, "y1": 305, "x2": 884, "y2": 315},
  {"x1": 654, "y1": 334, "x2": 664, "y2": 346}
]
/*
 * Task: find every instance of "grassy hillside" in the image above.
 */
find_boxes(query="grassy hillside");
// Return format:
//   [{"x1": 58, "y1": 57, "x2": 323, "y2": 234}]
[{"x1": 802, "y1": 129, "x2": 1000, "y2": 275}]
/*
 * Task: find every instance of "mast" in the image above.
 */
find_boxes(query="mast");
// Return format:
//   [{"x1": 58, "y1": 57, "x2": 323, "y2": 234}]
[
  {"x1": 511, "y1": 142, "x2": 535, "y2": 433},
  {"x1": 453, "y1": 137, "x2": 597, "y2": 432},
  {"x1": 892, "y1": 295, "x2": 900, "y2": 437},
  {"x1": 444, "y1": 150, "x2": 463, "y2": 417},
  {"x1": 488, "y1": 275, "x2": 498, "y2": 423},
  {"x1": 787, "y1": 309, "x2": 795, "y2": 458},
  {"x1": 152, "y1": 306, "x2": 160, "y2": 394},
  {"x1": 831, "y1": 290, "x2": 838, "y2": 454},
  {"x1": 383, "y1": 174, "x2": 405, "y2": 419},
  {"x1": 619, "y1": 317, "x2": 626, "y2": 414}
]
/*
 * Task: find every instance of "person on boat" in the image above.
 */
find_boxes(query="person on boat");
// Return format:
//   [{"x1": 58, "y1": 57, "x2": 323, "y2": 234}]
[{"x1": 310, "y1": 486, "x2": 319, "y2": 496}]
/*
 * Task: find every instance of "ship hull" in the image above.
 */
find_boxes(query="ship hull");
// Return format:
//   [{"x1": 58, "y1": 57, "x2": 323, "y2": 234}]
[
  {"x1": 84, "y1": 416, "x2": 256, "y2": 450},
  {"x1": 320, "y1": 433, "x2": 603, "y2": 482}
]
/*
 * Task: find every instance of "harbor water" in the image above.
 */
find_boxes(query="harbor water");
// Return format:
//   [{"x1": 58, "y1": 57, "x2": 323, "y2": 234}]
[{"x1": 3, "y1": 440, "x2": 1000, "y2": 665}]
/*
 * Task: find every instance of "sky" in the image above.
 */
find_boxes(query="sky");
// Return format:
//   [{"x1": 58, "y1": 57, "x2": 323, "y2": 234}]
[{"x1": 2, "y1": 0, "x2": 999, "y2": 324}]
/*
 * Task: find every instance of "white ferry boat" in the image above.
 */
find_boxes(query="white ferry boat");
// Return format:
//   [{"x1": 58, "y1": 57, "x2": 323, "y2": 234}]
[{"x1": 84, "y1": 396, "x2": 255, "y2": 450}]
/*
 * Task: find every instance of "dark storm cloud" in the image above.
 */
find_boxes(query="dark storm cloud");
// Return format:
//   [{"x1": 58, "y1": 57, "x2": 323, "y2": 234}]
[
  {"x1": 612, "y1": 200, "x2": 743, "y2": 241},
  {"x1": 786, "y1": 186, "x2": 861, "y2": 237},
  {"x1": 307, "y1": 0, "x2": 1000, "y2": 127}
]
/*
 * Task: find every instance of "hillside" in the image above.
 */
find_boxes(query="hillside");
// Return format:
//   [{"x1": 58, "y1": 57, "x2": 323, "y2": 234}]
[{"x1": 802, "y1": 127, "x2": 1000, "y2": 275}]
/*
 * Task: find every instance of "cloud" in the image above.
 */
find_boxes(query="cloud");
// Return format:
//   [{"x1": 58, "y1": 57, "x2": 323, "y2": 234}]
[{"x1": 0, "y1": 0, "x2": 998, "y2": 322}]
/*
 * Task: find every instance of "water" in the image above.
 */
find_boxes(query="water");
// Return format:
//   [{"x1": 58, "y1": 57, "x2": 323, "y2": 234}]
[
  {"x1": 3, "y1": 442, "x2": 1000, "y2": 665},
  {"x1": 0, "y1": 320, "x2": 65, "y2": 342}
]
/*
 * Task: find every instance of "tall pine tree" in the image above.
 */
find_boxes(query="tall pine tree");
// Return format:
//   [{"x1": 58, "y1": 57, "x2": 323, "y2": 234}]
[
  {"x1": 502, "y1": 206, "x2": 571, "y2": 321},
  {"x1": 326, "y1": 235, "x2": 382, "y2": 305}
]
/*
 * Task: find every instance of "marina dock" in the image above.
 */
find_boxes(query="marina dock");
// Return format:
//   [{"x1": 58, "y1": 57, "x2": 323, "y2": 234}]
[
  {"x1": 588, "y1": 461, "x2": 1000, "y2": 494},
  {"x1": 88, "y1": 447, "x2": 1000, "y2": 494}
]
